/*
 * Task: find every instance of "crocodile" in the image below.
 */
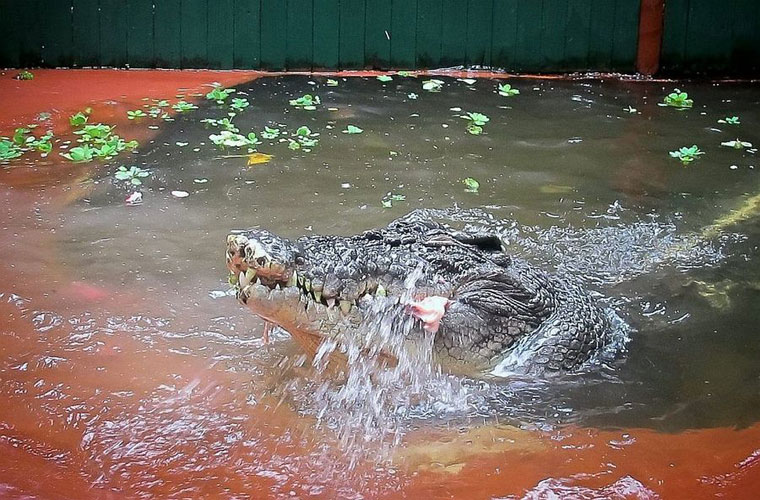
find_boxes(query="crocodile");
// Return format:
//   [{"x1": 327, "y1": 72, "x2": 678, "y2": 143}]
[{"x1": 226, "y1": 212, "x2": 610, "y2": 374}]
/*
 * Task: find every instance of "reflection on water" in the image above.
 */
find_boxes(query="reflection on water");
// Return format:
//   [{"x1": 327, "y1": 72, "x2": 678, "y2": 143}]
[{"x1": 1, "y1": 73, "x2": 760, "y2": 497}]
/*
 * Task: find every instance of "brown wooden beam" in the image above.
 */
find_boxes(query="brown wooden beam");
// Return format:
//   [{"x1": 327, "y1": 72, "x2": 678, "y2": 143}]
[{"x1": 637, "y1": 0, "x2": 666, "y2": 75}]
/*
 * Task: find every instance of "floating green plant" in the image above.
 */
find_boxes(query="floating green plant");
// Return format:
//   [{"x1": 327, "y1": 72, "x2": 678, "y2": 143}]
[
  {"x1": 497, "y1": 83, "x2": 520, "y2": 97},
  {"x1": 61, "y1": 145, "x2": 96, "y2": 162},
  {"x1": 660, "y1": 89, "x2": 693, "y2": 109},
  {"x1": 127, "y1": 110, "x2": 147, "y2": 120},
  {"x1": 669, "y1": 145, "x2": 704, "y2": 165},
  {"x1": 289, "y1": 94, "x2": 321, "y2": 110},
  {"x1": 463, "y1": 177, "x2": 480, "y2": 192},
  {"x1": 376, "y1": 75, "x2": 393, "y2": 83},
  {"x1": 343, "y1": 125, "x2": 363, "y2": 134},
  {"x1": 114, "y1": 165, "x2": 151, "y2": 186},
  {"x1": 206, "y1": 86, "x2": 235, "y2": 104},
  {"x1": 286, "y1": 126, "x2": 319, "y2": 151},
  {"x1": 69, "y1": 110, "x2": 90, "y2": 127},
  {"x1": 718, "y1": 116, "x2": 740, "y2": 125},
  {"x1": 422, "y1": 79, "x2": 444, "y2": 92},
  {"x1": 381, "y1": 193, "x2": 406, "y2": 208},
  {"x1": 461, "y1": 112, "x2": 490, "y2": 135},
  {"x1": 15, "y1": 70, "x2": 34, "y2": 80},
  {"x1": 209, "y1": 130, "x2": 261, "y2": 149},
  {"x1": 720, "y1": 139, "x2": 753, "y2": 149},
  {"x1": 172, "y1": 101, "x2": 198, "y2": 112},
  {"x1": 230, "y1": 98, "x2": 250, "y2": 111},
  {"x1": 261, "y1": 126, "x2": 281, "y2": 139},
  {"x1": 0, "y1": 140, "x2": 23, "y2": 160},
  {"x1": 326, "y1": 79, "x2": 339, "y2": 87}
]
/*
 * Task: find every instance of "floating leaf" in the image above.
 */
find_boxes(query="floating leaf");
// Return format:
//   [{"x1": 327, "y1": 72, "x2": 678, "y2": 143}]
[
  {"x1": 718, "y1": 116, "x2": 740, "y2": 125},
  {"x1": 660, "y1": 88, "x2": 693, "y2": 109},
  {"x1": 171, "y1": 190, "x2": 189, "y2": 198},
  {"x1": 720, "y1": 139, "x2": 752, "y2": 149},
  {"x1": 497, "y1": 83, "x2": 520, "y2": 97},
  {"x1": 422, "y1": 79, "x2": 444, "y2": 92},
  {"x1": 326, "y1": 79, "x2": 339, "y2": 86},
  {"x1": 376, "y1": 75, "x2": 393, "y2": 82},
  {"x1": 343, "y1": 125, "x2": 363, "y2": 134},
  {"x1": 669, "y1": 145, "x2": 704, "y2": 165},
  {"x1": 247, "y1": 152, "x2": 273, "y2": 165},
  {"x1": 463, "y1": 177, "x2": 480, "y2": 192}
]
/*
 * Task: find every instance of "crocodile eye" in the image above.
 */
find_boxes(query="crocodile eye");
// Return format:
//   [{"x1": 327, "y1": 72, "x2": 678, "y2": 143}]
[
  {"x1": 295, "y1": 255, "x2": 305, "y2": 265},
  {"x1": 256, "y1": 257, "x2": 267, "y2": 266}
]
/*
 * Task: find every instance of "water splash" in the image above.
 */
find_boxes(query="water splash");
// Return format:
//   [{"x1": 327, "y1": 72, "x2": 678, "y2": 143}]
[{"x1": 300, "y1": 265, "x2": 471, "y2": 466}]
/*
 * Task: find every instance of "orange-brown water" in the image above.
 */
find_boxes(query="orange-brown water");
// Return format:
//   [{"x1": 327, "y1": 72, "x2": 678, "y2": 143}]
[{"x1": 1, "y1": 69, "x2": 759, "y2": 499}]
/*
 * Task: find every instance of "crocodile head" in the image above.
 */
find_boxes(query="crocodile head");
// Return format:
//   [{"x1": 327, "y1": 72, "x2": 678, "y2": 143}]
[
  {"x1": 225, "y1": 224, "x2": 450, "y2": 365},
  {"x1": 226, "y1": 213, "x2": 610, "y2": 374}
]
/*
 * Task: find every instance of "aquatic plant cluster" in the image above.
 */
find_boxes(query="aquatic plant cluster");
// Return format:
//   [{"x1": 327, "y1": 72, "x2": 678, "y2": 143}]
[
  {"x1": 661, "y1": 89, "x2": 755, "y2": 166},
  {"x1": 2, "y1": 76, "x2": 756, "y2": 208}
]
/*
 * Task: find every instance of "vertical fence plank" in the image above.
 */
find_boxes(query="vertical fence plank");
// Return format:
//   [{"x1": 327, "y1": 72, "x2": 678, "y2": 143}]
[
  {"x1": 611, "y1": 0, "x2": 639, "y2": 70},
  {"x1": 17, "y1": 0, "x2": 42, "y2": 67},
  {"x1": 261, "y1": 0, "x2": 287, "y2": 69},
  {"x1": 181, "y1": 0, "x2": 208, "y2": 68},
  {"x1": 390, "y1": 0, "x2": 417, "y2": 68},
  {"x1": 100, "y1": 0, "x2": 128, "y2": 67},
  {"x1": 127, "y1": 0, "x2": 156, "y2": 68},
  {"x1": 466, "y1": 0, "x2": 492, "y2": 67},
  {"x1": 541, "y1": 0, "x2": 567, "y2": 70},
  {"x1": 233, "y1": 0, "x2": 260, "y2": 69},
  {"x1": 416, "y1": 0, "x2": 442, "y2": 68},
  {"x1": 588, "y1": 0, "x2": 615, "y2": 70},
  {"x1": 127, "y1": 0, "x2": 155, "y2": 68},
  {"x1": 41, "y1": 1, "x2": 74, "y2": 67},
  {"x1": 313, "y1": 0, "x2": 339, "y2": 69},
  {"x1": 339, "y1": 0, "x2": 366, "y2": 68},
  {"x1": 564, "y1": 0, "x2": 592, "y2": 70},
  {"x1": 440, "y1": 0, "x2": 466, "y2": 67},
  {"x1": 684, "y1": 0, "x2": 730, "y2": 71},
  {"x1": 491, "y1": 0, "x2": 518, "y2": 70},
  {"x1": 155, "y1": 0, "x2": 182, "y2": 67},
  {"x1": 731, "y1": 0, "x2": 760, "y2": 72},
  {"x1": 660, "y1": 0, "x2": 689, "y2": 72},
  {"x1": 286, "y1": 0, "x2": 313, "y2": 69},
  {"x1": 72, "y1": 0, "x2": 100, "y2": 67},
  {"x1": 208, "y1": 0, "x2": 234, "y2": 69},
  {"x1": 365, "y1": 0, "x2": 392, "y2": 68},
  {"x1": 0, "y1": 0, "x2": 22, "y2": 67},
  {"x1": 515, "y1": 1, "x2": 542, "y2": 71}
]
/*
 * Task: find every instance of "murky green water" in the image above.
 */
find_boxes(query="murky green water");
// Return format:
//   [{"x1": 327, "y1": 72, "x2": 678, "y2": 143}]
[{"x1": 58, "y1": 75, "x2": 760, "y2": 438}]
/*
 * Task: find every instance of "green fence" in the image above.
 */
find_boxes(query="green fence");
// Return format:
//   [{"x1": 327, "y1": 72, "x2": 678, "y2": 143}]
[
  {"x1": 661, "y1": 0, "x2": 760, "y2": 75},
  {"x1": 0, "y1": 0, "x2": 640, "y2": 72},
  {"x1": 1, "y1": 0, "x2": 758, "y2": 75}
]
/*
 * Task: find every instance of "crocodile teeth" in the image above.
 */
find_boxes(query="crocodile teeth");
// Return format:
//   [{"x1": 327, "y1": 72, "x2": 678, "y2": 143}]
[
  {"x1": 376, "y1": 284, "x2": 387, "y2": 297},
  {"x1": 313, "y1": 290, "x2": 322, "y2": 302},
  {"x1": 286, "y1": 271, "x2": 297, "y2": 287},
  {"x1": 298, "y1": 275, "x2": 305, "y2": 287},
  {"x1": 304, "y1": 280, "x2": 311, "y2": 291},
  {"x1": 339, "y1": 300, "x2": 352, "y2": 315},
  {"x1": 239, "y1": 271, "x2": 249, "y2": 288},
  {"x1": 326, "y1": 297, "x2": 336, "y2": 308}
]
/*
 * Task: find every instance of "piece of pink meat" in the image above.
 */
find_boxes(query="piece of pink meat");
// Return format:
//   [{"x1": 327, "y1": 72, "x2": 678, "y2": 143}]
[{"x1": 406, "y1": 296, "x2": 451, "y2": 333}]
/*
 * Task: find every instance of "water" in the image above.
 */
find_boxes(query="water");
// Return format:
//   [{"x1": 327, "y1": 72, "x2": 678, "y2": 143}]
[{"x1": 1, "y1": 72, "x2": 760, "y2": 497}]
